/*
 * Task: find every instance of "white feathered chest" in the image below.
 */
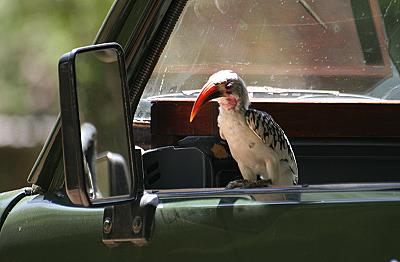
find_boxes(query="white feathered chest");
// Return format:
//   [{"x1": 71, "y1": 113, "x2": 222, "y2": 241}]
[{"x1": 218, "y1": 106, "x2": 298, "y2": 185}]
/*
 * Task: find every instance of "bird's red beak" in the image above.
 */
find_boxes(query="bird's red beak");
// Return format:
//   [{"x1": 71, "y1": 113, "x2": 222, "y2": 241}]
[{"x1": 190, "y1": 82, "x2": 223, "y2": 122}]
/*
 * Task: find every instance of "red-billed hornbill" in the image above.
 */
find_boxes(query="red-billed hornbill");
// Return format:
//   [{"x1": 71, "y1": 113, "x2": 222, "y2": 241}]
[{"x1": 190, "y1": 70, "x2": 298, "y2": 188}]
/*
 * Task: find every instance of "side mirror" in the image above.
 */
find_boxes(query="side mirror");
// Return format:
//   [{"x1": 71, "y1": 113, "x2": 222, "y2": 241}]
[{"x1": 58, "y1": 43, "x2": 141, "y2": 206}]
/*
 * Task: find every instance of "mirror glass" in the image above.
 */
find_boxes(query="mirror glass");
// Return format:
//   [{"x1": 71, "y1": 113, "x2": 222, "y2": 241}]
[{"x1": 74, "y1": 48, "x2": 132, "y2": 201}]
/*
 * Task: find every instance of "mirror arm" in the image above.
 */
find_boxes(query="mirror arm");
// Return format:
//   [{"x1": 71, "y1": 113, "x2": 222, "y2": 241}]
[
  {"x1": 101, "y1": 148, "x2": 154, "y2": 246},
  {"x1": 133, "y1": 147, "x2": 145, "y2": 195},
  {"x1": 102, "y1": 192, "x2": 158, "y2": 246}
]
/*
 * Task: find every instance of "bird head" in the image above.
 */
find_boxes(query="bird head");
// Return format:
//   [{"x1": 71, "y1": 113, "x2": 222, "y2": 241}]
[{"x1": 190, "y1": 70, "x2": 250, "y2": 122}]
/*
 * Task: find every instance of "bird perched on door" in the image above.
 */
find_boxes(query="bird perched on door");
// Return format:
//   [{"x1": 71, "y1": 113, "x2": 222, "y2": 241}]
[{"x1": 190, "y1": 70, "x2": 298, "y2": 188}]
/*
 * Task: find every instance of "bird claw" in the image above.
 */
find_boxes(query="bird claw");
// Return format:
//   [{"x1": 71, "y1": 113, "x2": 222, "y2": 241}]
[
  {"x1": 243, "y1": 179, "x2": 272, "y2": 188},
  {"x1": 225, "y1": 179, "x2": 272, "y2": 189},
  {"x1": 225, "y1": 179, "x2": 248, "y2": 189}
]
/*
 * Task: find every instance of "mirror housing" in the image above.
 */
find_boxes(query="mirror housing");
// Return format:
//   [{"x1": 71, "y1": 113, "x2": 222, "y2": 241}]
[{"x1": 58, "y1": 43, "x2": 141, "y2": 206}]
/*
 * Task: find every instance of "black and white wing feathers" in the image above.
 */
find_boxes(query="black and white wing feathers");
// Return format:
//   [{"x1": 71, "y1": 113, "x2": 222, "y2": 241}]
[{"x1": 245, "y1": 108, "x2": 298, "y2": 184}]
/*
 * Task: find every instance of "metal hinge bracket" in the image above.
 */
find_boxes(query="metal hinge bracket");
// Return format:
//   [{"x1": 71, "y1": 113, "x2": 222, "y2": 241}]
[{"x1": 102, "y1": 192, "x2": 158, "y2": 246}]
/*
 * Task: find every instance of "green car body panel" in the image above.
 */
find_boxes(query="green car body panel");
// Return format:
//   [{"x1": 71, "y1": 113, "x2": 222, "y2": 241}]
[
  {"x1": 1, "y1": 190, "x2": 400, "y2": 261},
  {"x1": 0, "y1": 188, "x2": 29, "y2": 227}
]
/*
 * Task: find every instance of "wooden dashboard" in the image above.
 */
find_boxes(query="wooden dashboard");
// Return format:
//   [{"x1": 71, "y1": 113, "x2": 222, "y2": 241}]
[{"x1": 147, "y1": 99, "x2": 400, "y2": 147}]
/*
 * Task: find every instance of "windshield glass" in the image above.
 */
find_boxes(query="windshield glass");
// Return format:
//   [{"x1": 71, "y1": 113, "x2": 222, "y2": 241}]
[{"x1": 137, "y1": 0, "x2": 400, "y2": 120}]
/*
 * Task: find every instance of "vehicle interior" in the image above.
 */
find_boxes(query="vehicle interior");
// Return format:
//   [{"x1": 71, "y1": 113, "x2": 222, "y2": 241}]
[
  {"x1": 131, "y1": 0, "x2": 400, "y2": 190},
  {"x1": 27, "y1": 0, "x2": 400, "y2": 197}
]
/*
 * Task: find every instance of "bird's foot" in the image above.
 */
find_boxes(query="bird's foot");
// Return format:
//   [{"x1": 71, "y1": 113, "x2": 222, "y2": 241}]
[
  {"x1": 225, "y1": 179, "x2": 249, "y2": 189},
  {"x1": 243, "y1": 179, "x2": 272, "y2": 188},
  {"x1": 225, "y1": 179, "x2": 272, "y2": 189}
]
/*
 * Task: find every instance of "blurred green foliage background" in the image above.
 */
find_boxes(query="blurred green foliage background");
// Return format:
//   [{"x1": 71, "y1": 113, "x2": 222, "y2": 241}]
[{"x1": 0, "y1": 0, "x2": 114, "y2": 191}]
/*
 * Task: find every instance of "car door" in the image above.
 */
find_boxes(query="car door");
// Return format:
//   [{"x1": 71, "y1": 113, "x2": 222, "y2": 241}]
[{"x1": 2, "y1": 186, "x2": 400, "y2": 261}]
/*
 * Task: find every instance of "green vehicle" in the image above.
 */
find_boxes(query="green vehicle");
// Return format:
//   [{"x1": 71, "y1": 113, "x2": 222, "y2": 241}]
[{"x1": 2, "y1": 0, "x2": 400, "y2": 261}]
